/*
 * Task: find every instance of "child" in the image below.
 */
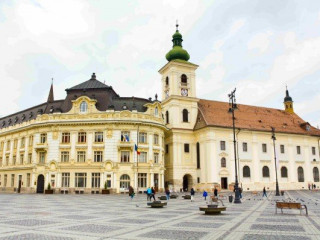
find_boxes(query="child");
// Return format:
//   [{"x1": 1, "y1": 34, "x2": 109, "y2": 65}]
[{"x1": 202, "y1": 190, "x2": 208, "y2": 201}]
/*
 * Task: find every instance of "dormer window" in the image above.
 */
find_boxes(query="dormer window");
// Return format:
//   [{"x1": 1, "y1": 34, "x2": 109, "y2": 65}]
[
  {"x1": 21, "y1": 114, "x2": 25, "y2": 120},
  {"x1": 181, "y1": 74, "x2": 187, "y2": 86},
  {"x1": 80, "y1": 101, "x2": 88, "y2": 113}
]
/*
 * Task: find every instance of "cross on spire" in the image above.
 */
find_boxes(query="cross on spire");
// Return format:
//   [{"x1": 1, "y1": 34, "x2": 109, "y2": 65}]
[{"x1": 176, "y1": 20, "x2": 179, "y2": 31}]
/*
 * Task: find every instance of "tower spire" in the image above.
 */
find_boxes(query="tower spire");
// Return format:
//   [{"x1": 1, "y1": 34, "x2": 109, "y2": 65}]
[
  {"x1": 47, "y1": 79, "x2": 54, "y2": 103},
  {"x1": 176, "y1": 19, "x2": 179, "y2": 31},
  {"x1": 284, "y1": 86, "x2": 293, "y2": 113}
]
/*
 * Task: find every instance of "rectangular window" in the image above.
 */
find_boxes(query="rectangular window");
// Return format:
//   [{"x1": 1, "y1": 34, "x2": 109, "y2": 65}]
[
  {"x1": 154, "y1": 134, "x2": 159, "y2": 145},
  {"x1": 280, "y1": 145, "x2": 285, "y2": 154},
  {"x1": 6, "y1": 141, "x2": 10, "y2": 151},
  {"x1": 312, "y1": 147, "x2": 316, "y2": 155},
  {"x1": 61, "y1": 151, "x2": 70, "y2": 162},
  {"x1": 0, "y1": 157, "x2": 2, "y2": 166},
  {"x1": 20, "y1": 137, "x2": 25, "y2": 148},
  {"x1": 220, "y1": 141, "x2": 226, "y2": 151},
  {"x1": 11, "y1": 174, "x2": 14, "y2": 187},
  {"x1": 78, "y1": 132, "x2": 86, "y2": 143},
  {"x1": 40, "y1": 133, "x2": 47, "y2": 144},
  {"x1": 39, "y1": 152, "x2": 46, "y2": 164},
  {"x1": 121, "y1": 131, "x2": 130, "y2": 142},
  {"x1": 94, "y1": 132, "x2": 104, "y2": 143},
  {"x1": 0, "y1": 141, "x2": 3, "y2": 151},
  {"x1": 77, "y1": 151, "x2": 86, "y2": 162},
  {"x1": 91, "y1": 173, "x2": 100, "y2": 188},
  {"x1": 27, "y1": 173, "x2": 31, "y2": 187},
  {"x1": 61, "y1": 132, "x2": 70, "y2": 143},
  {"x1": 138, "y1": 152, "x2": 147, "y2": 163},
  {"x1": 184, "y1": 143, "x2": 190, "y2": 153},
  {"x1": 5, "y1": 156, "x2": 9, "y2": 166},
  {"x1": 154, "y1": 153, "x2": 159, "y2": 164},
  {"x1": 242, "y1": 142, "x2": 248, "y2": 152},
  {"x1": 165, "y1": 144, "x2": 169, "y2": 154},
  {"x1": 262, "y1": 144, "x2": 267, "y2": 153},
  {"x1": 28, "y1": 135, "x2": 33, "y2": 146},
  {"x1": 20, "y1": 154, "x2": 24, "y2": 164},
  {"x1": 138, "y1": 132, "x2": 147, "y2": 143},
  {"x1": 13, "y1": 156, "x2": 16, "y2": 165},
  {"x1": 14, "y1": 139, "x2": 18, "y2": 149},
  {"x1": 297, "y1": 146, "x2": 301, "y2": 155},
  {"x1": 4, "y1": 174, "x2": 7, "y2": 187},
  {"x1": 75, "y1": 173, "x2": 86, "y2": 188},
  {"x1": 61, "y1": 173, "x2": 70, "y2": 187},
  {"x1": 94, "y1": 151, "x2": 103, "y2": 162},
  {"x1": 138, "y1": 173, "x2": 147, "y2": 188},
  {"x1": 121, "y1": 151, "x2": 130, "y2": 162},
  {"x1": 28, "y1": 154, "x2": 32, "y2": 164}
]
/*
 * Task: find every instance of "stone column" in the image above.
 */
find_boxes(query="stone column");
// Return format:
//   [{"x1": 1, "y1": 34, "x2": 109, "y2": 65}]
[{"x1": 150, "y1": 173, "x2": 154, "y2": 187}]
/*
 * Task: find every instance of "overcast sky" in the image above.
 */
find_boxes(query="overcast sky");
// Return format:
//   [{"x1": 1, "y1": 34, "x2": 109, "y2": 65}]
[{"x1": 0, "y1": 0, "x2": 320, "y2": 127}]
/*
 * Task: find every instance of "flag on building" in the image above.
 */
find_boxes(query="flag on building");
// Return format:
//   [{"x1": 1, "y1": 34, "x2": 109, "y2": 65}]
[
  {"x1": 125, "y1": 135, "x2": 129, "y2": 142},
  {"x1": 135, "y1": 144, "x2": 140, "y2": 155}
]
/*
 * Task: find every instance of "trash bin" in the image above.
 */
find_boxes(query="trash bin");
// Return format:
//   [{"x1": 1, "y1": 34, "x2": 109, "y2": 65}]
[
  {"x1": 281, "y1": 190, "x2": 284, "y2": 196},
  {"x1": 229, "y1": 195, "x2": 233, "y2": 203}
]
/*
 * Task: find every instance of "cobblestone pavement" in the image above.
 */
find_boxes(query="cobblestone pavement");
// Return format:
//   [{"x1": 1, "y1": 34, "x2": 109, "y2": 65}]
[{"x1": 0, "y1": 190, "x2": 319, "y2": 239}]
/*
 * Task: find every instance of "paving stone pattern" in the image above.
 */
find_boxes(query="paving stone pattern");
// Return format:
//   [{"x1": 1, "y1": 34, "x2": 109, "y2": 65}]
[{"x1": 0, "y1": 190, "x2": 319, "y2": 239}]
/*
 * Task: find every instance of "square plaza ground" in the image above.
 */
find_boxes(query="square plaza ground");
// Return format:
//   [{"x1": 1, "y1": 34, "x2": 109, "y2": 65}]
[{"x1": 0, "y1": 190, "x2": 319, "y2": 240}]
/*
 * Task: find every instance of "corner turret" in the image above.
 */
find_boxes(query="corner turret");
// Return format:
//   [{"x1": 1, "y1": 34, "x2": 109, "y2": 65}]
[{"x1": 284, "y1": 87, "x2": 294, "y2": 113}]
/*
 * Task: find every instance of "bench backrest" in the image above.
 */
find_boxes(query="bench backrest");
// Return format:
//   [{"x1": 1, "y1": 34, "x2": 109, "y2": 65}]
[{"x1": 276, "y1": 202, "x2": 301, "y2": 209}]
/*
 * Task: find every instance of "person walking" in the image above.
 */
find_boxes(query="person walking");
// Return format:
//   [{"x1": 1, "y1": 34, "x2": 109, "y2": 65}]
[
  {"x1": 129, "y1": 185, "x2": 135, "y2": 200},
  {"x1": 202, "y1": 190, "x2": 208, "y2": 201},
  {"x1": 151, "y1": 187, "x2": 156, "y2": 201},
  {"x1": 191, "y1": 188, "x2": 195, "y2": 202},
  {"x1": 214, "y1": 187, "x2": 218, "y2": 198},
  {"x1": 147, "y1": 187, "x2": 152, "y2": 201},
  {"x1": 262, "y1": 187, "x2": 267, "y2": 197},
  {"x1": 165, "y1": 188, "x2": 170, "y2": 200},
  {"x1": 239, "y1": 187, "x2": 243, "y2": 199},
  {"x1": 308, "y1": 183, "x2": 311, "y2": 190}
]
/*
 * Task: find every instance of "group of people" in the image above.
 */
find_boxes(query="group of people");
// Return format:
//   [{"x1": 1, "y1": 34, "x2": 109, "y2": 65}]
[
  {"x1": 202, "y1": 187, "x2": 218, "y2": 201},
  {"x1": 146, "y1": 187, "x2": 156, "y2": 201},
  {"x1": 308, "y1": 183, "x2": 317, "y2": 190}
]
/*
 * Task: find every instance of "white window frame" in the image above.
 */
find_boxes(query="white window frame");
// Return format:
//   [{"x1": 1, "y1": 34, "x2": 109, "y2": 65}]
[{"x1": 77, "y1": 151, "x2": 86, "y2": 162}]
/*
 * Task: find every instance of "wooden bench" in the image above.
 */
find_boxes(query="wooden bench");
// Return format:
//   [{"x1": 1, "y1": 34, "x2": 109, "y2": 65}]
[
  {"x1": 147, "y1": 201, "x2": 167, "y2": 208},
  {"x1": 275, "y1": 202, "x2": 308, "y2": 216}
]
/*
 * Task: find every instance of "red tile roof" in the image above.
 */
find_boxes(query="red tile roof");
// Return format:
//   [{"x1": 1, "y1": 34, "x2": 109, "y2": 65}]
[{"x1": 195, "y1": 99, "x2": 320, "y2": 136}]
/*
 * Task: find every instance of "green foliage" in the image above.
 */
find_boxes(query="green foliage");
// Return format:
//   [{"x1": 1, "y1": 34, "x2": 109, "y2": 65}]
[
  {"x1": 104, "y1": 181, "x2": 108, "y2": 190},
  {"x1": 47, "y1": 183, "x2": 51, "y2": 190}
]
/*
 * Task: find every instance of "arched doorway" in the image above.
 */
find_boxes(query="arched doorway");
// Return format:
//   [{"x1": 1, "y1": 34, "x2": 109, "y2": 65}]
[
  {"x1": 36, "y1": 174, "x2": 45, "y2": 193},
  {"x1": 182, "y1": 174, "x2": 193, "y2": 192},
  {"x1": 119, "y1": 174, "x2": 130, "y2": 190}
]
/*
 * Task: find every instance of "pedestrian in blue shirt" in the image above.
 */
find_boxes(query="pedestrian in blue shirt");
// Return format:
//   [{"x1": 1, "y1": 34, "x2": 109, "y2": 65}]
[{"x1": 202, "y1": 190, "x2": 208, "y2": 201}]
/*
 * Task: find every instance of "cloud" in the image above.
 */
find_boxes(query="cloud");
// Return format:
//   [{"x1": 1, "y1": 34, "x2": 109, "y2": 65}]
[{"x1": 248, "y1": 31, "x2": 273, "y2": 54}]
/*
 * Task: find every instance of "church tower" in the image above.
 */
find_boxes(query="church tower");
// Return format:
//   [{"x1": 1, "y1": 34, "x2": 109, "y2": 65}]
[
  {"x1": 159, "y1": 23, "x2": 199, "y2": 130},
  {"x1": 284, "y1": 87, "x2": 294, "y2": 113}
]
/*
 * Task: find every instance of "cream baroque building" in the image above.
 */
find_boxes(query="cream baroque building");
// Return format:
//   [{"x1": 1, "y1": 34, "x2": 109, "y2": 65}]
[
  {"x1": 0, "y1": 25, "x2": 320, "y2": 194},
  {"x1": 0, "y1": 73, "x2": 166, "y2": 193}
]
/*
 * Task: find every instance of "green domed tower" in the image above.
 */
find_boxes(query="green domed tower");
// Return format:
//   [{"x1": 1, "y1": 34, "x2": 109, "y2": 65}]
[{"x1": 166, "y1": 23, "x2": 190, "y2": 62}]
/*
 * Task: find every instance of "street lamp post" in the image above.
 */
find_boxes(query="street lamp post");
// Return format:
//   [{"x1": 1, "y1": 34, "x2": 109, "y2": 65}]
[
  {"x1": 228, "y1": 88, "x2": 241, "y2": 204},
  {"x1": 271, "y1": 127, "x2": 280, "y2": 196}
]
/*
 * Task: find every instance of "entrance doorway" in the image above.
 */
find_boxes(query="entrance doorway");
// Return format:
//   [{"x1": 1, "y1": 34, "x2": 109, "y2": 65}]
[
  {"x1": 221, "y1": 177, "x2": 228, "y2": 189},
  {"x1": 18, "y1": 175, "x2": 22, "y2": 193},
  {"x1": 182, "y1": 174, "x2": 193, "y2": 192},
  {"x1": 36, "y1": 174, "x2": 45, "y2": 193}
]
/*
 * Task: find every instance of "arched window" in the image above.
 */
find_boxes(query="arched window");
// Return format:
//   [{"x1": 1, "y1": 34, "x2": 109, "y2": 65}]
[
  {"x1": 262, "y1": 166, "x2": 270, "y2": 178},
  {"x1": 120, "y1": 174, "x2": 130, "y2": 189},
  {"x1": 181, "y1": 74, "x2": 187, "y2": 85},
  {"x1": 154, "y1": 107, "x2": 158, "y2": 116},
  {"x1": 165, "y1": 76, "x2": 169, "y2": 86},
  {"x1": 313, "y1": 167, "x2": 319, "y2": 182},
  {"x1": 243, "y1": 166, "x2": 250, "y2": 178},
  {"x1": 297, "y1": 167, "x2": 304, "y2": 182},
  {"x1": 165, "y1": 111, "x2": 169, "y2": 124},
  {"x1": 221, "y1": 157, "x2": 226, "y2": 168},
  {"x1": 182, "y1": 109, "x2": 188, "y2": 122},
  {"x1": 281, "y1": 166, "x2": 288, "y2": 178},
  {"x1": 80, "y1": 101, "x2": 88, "y2": 113}
]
